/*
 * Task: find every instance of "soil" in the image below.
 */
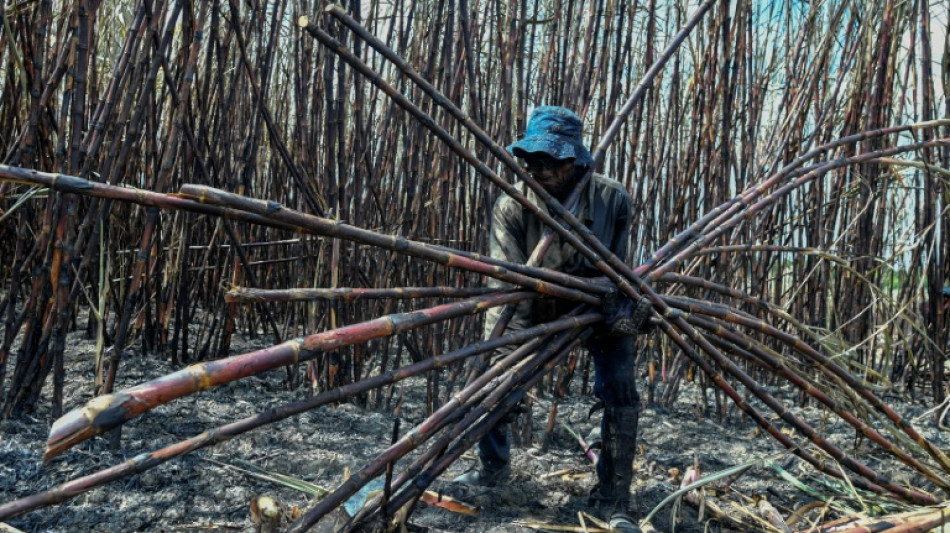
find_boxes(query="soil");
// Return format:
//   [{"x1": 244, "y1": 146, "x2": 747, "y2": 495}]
[{"x1": 1, "y1": 324, "x2": 947, "y2": 533}]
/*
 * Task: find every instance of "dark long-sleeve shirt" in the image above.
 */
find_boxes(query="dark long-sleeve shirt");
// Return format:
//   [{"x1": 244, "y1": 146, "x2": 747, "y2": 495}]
[{"x1": 484, "y1": 174, "x2": 632, "y2": 336}]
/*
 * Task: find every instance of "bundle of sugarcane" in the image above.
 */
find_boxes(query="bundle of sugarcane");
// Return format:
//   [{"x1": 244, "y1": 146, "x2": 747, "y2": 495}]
[{"x1": 1, "y1": 1, "x2": 949, "y2": 532}]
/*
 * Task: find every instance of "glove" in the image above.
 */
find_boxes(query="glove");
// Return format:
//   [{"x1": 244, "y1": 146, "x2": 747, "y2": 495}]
[{"x1": 604, "y1": 292, "x2": 654, "y2": 337}]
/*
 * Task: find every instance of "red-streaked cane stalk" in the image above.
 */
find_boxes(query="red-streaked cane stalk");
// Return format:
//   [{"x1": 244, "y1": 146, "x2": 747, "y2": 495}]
[
  {"x1": 0, "y1": 313, "x2": 600, "y2": 521},
  {"x1": 224, "y1": 286, "x2": 499, "y2": 303},
  {"x1": 177, "y1": 183, "x2": 601, "y2": 306},
  {"x1": 45, "y1": 291, "x2": 535, "y2": 459}
]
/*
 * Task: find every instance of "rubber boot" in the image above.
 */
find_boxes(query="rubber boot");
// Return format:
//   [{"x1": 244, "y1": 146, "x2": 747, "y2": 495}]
[
  {"x1": 452, "y1": 460, "x2": 511, "y2": 487},
  {"x1": 454, "y1": 424, "x2": 512, "y2": 487},
  {"x1": 589, "y1": 406, "x2": 641, "y2": 533}
]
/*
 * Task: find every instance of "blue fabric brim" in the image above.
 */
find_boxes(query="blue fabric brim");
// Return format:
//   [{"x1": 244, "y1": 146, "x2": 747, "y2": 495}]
[{"x1": 507, "y1": 136, "x2": 593, "y2": 167}]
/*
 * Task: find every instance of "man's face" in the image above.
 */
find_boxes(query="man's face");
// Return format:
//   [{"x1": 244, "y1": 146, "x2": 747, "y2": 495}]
[{"x1": 521, "y1": 153, "x2": 577, "y2": 198}]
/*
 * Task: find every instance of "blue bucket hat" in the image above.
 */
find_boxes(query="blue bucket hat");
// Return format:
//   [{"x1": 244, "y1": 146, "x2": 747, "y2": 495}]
[{"x1": 507, "y1": 106, "x2": 593, "y2": 167}]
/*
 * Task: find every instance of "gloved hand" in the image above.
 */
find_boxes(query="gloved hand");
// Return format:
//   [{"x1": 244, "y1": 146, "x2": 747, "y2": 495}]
[{"x1": 603, "y1": 291, "x2": 655, "y2": 337}]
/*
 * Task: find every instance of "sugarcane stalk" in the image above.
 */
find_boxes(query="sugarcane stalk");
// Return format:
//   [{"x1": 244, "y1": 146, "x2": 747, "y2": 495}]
[
  {"x1": 226, "y1": 0, "x2": 327, "y2": 217},
  {"x1": 625, "y1": 141, "x2": 950, "y2": 491},
  {"x1": 662, "y1": 252, "x2": 929, "y2": 351},
  {"x1": 648, "y1": 137, "x2": 950, "y2": 280},
  {"x1": 360, "y1": 329, "x2": 593, "y2": 530},
  {"x1": 654, "y1": 318, "x2": 933, "y2": 504},
  {"x1": 0, "y1": 167, "x2": 599, "y2": 305},
  {"x1": 663, "y1": 292, "x2": 950, "y2": 476},
  {"x1": 150, "y1": 26, "x2": 288, "y2": 357},
  {"x1": 1, "y1": 204, "x2": 53, "y2": 417},
  {"x1": 684, "y1": 311, "x2": 950, "y2": 491},
  {"x1": 658, "y1": 300, "x2": 947, "y2": 499},
  {"x1": 177, "y1": 183, "x2": 602, "y2": 305},
  {"x1": 347, "y1": 329, "x2": 588, "y2": 529},
  {"x1": 42, "y1": 7, "x2": 174, "y2": 388},
  {"x1": 638, "y1": 119, "x2": 950, "y2": 277},
  {"x1": 309, "y1": 326, "x2": 590, "y2": 532},
  {"x1": 587, "y1": 258, "x2": 913, "y2": 505},
  {"x1": 44, "y1": 291, "x2": 536, "y2": 459},
  {"x1": 225, "y1": 286, "x2": 501, "y2": 303},
  {"x1": 813, "y1": 503, "x2": 950, "y2": 533},
  {"x1": 423, "y1": 242, "x2": 613, "y2": 295},
  {"x1": 290, "y1": 328, "x2": 577, "y2": 531},
  {"x1": 101, "y1": 1, "x2": 209, "y2": 397},
  {"x1": 657, "y1": 272, "x2": 813, "y2": 335},
  {"x1": 0, "y1": 211, "x2": 30, "y2": 403},
  {"x1": 0, "y1": 309, "x2": 603, "y2": 522}
]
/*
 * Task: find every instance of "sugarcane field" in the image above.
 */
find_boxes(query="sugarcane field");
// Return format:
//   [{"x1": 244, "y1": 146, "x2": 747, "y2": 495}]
[{"x1": 2, "y1": 0, "x2": 950, "y2": 531}]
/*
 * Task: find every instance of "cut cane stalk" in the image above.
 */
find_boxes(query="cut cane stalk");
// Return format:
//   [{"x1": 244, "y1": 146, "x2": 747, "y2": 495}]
[
  {"x1": 0, "y1": 314, "x2": 600, "y2": 521},
  {"x1": 294, "y1": 328, "x2": 587, "y2": 530},
  {"x1": 45, "y1": 291, "x2": 535, "y2": 459}
]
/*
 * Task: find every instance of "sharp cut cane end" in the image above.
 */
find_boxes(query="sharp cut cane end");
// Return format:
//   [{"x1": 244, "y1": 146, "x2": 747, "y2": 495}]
[
  {"x1": 297, "y1": 15, "x2": 309, "y2": 27},
  {"x1": 45, "y1": 420, "x2": 96, "y2": 461},
  {"x1": 45, "y1": 393, "x2": 125, "y2": 460}
]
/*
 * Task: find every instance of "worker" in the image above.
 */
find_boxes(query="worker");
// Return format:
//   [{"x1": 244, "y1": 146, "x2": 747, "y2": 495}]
[{"x1": 455, "y1": 106, "x2": 653, "y2": 533}]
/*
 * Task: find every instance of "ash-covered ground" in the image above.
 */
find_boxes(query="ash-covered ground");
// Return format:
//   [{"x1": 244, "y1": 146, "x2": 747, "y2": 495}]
[{"x1": 2, "y1": 325, "x2": 946, "y2": 533}]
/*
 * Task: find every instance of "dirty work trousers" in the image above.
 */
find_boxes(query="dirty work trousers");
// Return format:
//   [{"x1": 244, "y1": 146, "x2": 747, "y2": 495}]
[{"x1": 477, "y1": 327, "x2": 639, "y2": 481}]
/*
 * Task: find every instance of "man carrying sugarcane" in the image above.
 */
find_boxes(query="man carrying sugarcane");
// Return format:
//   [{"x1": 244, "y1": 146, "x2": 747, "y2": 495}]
[{"x1": 453, "y1": 106, "x2": 653, "y2": 533}]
